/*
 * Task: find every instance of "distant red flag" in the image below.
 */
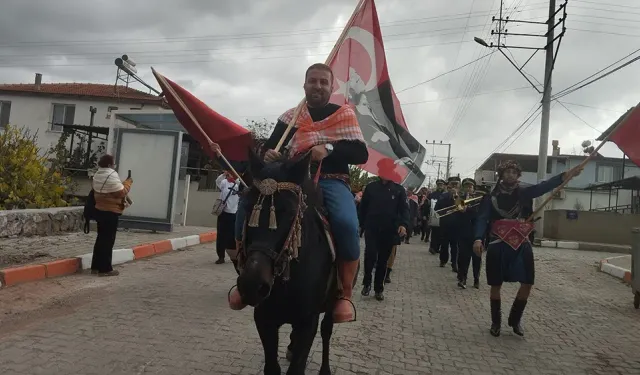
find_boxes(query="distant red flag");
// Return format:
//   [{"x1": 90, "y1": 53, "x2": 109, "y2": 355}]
[
  {"x1": 152, "y1": 69, "x2": 253, "y2": 161},
  {"x1": 609, "y1": 104, "x2": 640, "y2": 167},
  {"x1": 327, "y1": 0, "x2": 426, "y2": 187}
]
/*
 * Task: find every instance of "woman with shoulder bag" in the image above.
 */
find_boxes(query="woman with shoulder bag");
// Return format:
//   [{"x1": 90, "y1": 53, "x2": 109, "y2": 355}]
[{"x1": 91, "y1": 154, "x2": 133, "y2": 276}]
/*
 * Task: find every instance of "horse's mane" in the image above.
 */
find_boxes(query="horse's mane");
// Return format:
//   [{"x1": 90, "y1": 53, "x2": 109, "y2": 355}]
[{"x1": 248, "y1": 145, "x2": 322, "y2": 211}]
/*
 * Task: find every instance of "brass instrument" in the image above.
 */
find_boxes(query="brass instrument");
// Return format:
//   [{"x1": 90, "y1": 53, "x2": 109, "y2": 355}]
[{"x1": 434, "y1": 191, "x2": 486, "y2": 217}]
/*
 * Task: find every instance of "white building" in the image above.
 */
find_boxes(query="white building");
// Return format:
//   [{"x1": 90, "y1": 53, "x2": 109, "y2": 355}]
[
  {"x1": 0, "y1": 73, "x2": 165, "y2": 153},
  {"x1": 474, "y1": 140, "x2": 640, "y2": 212}
]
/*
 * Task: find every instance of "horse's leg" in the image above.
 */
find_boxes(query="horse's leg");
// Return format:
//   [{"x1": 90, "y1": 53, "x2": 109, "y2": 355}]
[
  {"x1": 286, "y1": 315, "x2": 320, "y2": 375},
  {"x1": 255, "y1": 309, "x2": 281, "y2": 375},
  {"x1": 319, "y1": 311, "x2": 335, "y2": 375}
]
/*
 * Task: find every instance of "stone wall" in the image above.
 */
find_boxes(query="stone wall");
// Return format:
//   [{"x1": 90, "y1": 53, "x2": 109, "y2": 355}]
[{"x1": 0, "y1": 207, "x2": 84, "y2": 238}]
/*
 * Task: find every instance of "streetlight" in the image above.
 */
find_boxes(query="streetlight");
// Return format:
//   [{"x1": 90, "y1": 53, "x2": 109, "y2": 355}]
[{"x1": 474, "y1": 37, "x2": 491, "y2": 48}]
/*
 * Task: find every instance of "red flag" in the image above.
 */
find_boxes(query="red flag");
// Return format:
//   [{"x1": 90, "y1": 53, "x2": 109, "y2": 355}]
[
  {"x1": 609, "y1": 105, "x2": 640, "y2": 167},
  {"x1": 327, "y1": 0, "x2": 426, "y2": 187},
  {"x1": 152, "y1": 69, "x2": 253, "y2": 161}
]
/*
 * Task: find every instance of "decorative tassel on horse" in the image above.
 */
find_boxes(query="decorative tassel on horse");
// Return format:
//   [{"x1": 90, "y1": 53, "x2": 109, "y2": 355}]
[
  {"x1": 269, "y1": 197, "x2": 277, "y2": 230},
  {"x1": 248, "y1": 196, "x2": 264, "y2": 228}
]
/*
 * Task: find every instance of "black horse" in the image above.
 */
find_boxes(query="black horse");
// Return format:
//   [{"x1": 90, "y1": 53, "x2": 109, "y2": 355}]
[{"x1": 236, "y1": 151, "x2": 342, "y2": 375}]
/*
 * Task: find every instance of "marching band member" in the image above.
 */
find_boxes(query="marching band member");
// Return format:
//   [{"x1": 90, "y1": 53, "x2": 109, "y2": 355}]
[
  {"x1": 427, "y1": 179, "x2": 447, "y2": 254},
  {"x1": 456, "y1": 178, "x2": 482, "y2": 289},
  {"x1": 433, "y1": 176, "x2": 461, "y2": 272}
]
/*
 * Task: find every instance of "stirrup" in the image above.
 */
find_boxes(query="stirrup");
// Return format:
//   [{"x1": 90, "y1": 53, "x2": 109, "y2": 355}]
[{"x1": 334, "y1": 297, "x2": 357, "y2": 322}]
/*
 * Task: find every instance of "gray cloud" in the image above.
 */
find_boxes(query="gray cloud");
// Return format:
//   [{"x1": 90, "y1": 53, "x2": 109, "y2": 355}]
[{"x1": 1, "y1": 0, "x2": 638, "y2": 179}]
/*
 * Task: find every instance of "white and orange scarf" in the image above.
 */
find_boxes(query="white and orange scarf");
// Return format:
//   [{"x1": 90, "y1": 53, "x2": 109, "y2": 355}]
[{"x1": 279, "y1": 105, "x2": 365, "y2": 156}]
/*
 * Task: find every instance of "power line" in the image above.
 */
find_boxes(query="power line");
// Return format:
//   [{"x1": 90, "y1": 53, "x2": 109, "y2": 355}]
[
  {"x1": 396, "y1": 51, "x2": 497, "y2": 95},
  {"x1": 574, "y1": 0, "x2": 640, "y2": 10},
  {"x1": 462, "y1": 102, "x2": 543, "y2": 174},
  {"x1": 558, "y1": 101, "x2": 626, "y2": 113},
  {"x1": 553, "y1": 51, "x2": 640, "y2": 100},
  {"x1": 401, "y1": 86, "x2": 532, "y2": 105},
  {"x1": 556, "y1": 101, "x2": 604, "y2": 133},
  {"x1": 0, "y1": 4, "x2": 549, "y2": 49}
]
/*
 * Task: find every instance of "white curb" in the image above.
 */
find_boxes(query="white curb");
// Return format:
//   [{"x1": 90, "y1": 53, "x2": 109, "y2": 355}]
[
  {"x1": 556, "y1": 241, "x2": 579, "y2": 249},
  {"x1": 600, "y1": 263, "x2": 629, "y2": 280},
  {"x1": 112, "y1": 249, "x2": 135, "y2": 265},
  {"x1": 541, "y1": 240, "x2": 557, "y2": 248}
]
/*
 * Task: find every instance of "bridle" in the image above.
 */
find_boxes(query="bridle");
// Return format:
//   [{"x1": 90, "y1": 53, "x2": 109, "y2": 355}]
[{"x1": 237, "y1": 177, "x2": 307, "y2": 281}]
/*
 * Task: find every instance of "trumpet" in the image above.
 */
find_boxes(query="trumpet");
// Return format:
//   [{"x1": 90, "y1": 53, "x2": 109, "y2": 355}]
[{"x1": 434, "y1": 191, "x2": 486, "y2": 217}]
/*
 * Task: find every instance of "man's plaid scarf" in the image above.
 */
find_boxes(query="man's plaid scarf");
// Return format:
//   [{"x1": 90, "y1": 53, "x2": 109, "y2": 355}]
[{"x1": 279, "y1": 105, "x2": 365, "y2": 156}]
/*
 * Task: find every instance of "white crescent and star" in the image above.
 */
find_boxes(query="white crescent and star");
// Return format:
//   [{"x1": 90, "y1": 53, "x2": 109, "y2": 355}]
[{"x1": 332, "y1": 26, "x2": 382, "y2": 99}]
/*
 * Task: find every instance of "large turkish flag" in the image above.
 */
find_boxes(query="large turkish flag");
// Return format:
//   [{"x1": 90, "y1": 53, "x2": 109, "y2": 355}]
[{"x1": 328, "y1": 0, "x2": 426, "y2": 187}]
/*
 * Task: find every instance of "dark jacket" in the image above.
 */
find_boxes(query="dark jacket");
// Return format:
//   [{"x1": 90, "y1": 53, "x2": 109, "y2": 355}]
[{"x1": 359, "y1": 180, "x2": 410, "y2": 242}]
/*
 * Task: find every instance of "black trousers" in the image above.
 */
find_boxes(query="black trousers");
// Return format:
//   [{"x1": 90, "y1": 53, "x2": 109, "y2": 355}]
[
  {"x1": 439, "y1": 226, "x2": 458, "y2": 266},
  {"x1": 457, "y1": 237, "x2": 481, "y2": 282},
  {"x1": 216, "y1": 211, "x2": 236, "y2": 260},
  {"x1": 362, "y1": 229, "x2": 394, "y2": 293},
  {"x1": 430, "y1": 226, "x2": 442, "y2": 252},
  {"x1": 91, "y1": 210, "x2": 120, "y2": 273},
  {"x1": 420, "y1": 222, "x2": 431, "y2": 241}
]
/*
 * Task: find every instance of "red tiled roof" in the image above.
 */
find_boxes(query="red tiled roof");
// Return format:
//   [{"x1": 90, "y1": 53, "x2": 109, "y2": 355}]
[{"x1": 0, "y1": 83, "x2": 163, "y2": 103}]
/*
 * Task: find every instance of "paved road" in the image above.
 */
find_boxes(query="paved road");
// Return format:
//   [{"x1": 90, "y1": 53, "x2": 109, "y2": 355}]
[{"x1": 1, "y1": 242, "x2": 639, "y2": 374}]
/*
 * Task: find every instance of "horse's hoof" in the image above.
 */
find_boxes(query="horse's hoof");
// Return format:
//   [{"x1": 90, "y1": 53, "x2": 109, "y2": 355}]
[
  {"x1": 319, "y1": 366, "x2": 331, "y2": 375},
  {"x1": 286, "y1": 349, "x2": 293, "y2": 362}
]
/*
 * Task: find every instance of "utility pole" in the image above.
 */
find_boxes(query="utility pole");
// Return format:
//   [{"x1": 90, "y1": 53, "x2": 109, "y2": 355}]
[
  {"x1": 473, "y1": 0, "x2": 567, "y2": 238},
  {"x1": 425, "y1": 140, "x2": 452, "y2": 179},
  {"x1": 535, "y1": 0, "x2": 557, "y2": 236}
]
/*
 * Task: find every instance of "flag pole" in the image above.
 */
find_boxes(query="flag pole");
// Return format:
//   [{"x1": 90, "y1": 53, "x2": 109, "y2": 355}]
[
  {"x1": 528, "y1": 106, "x2": 636, "y2": 221},
  {"x1": 152, "y1": 68, "x2": 248, "y2": 188},
  {"x1": 273, "y1": 0, "x2": 366, "y2": 153}
]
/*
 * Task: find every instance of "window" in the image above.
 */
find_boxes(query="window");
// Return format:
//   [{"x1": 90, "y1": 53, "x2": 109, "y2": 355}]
[
  {"x1": 596, "y1": 164, "x2": 621, "y2": 183},
  {"x1": 0, "y1": 101, "x2": 10, "y2": 129},
  {"x1": 50, "y1": 104, "x2": 75, "y2": 131}
]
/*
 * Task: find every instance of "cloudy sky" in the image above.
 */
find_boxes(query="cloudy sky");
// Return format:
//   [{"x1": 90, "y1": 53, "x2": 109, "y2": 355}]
[{"x1": 1, "y1": 0, "x2": 638, "y2": 180}]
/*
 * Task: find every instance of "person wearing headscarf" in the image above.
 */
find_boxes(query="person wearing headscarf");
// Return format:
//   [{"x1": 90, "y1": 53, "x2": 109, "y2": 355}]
[{"x1": 474, "y1": 160, "x2": 582, "y2": 337}]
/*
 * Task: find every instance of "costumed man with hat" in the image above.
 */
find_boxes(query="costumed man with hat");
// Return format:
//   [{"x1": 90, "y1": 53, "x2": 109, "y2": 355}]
[
  {"x1": 473, "y1": 160, "x2": 582, "y2": 337},
  {"x1": 456, "y1": 177, "x2": 482, "y2": 289},
  {"x1": 427, "y1": 179, "x2": 447, "y2": 254},
  {"x1": 433, "y1": 176, "x2": 462, "y2": 272}
]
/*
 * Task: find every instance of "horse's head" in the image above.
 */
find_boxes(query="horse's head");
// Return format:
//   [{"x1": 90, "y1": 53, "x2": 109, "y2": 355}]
[{"x1": 236, "y1": 149, "x2": 313, "y2": 307}]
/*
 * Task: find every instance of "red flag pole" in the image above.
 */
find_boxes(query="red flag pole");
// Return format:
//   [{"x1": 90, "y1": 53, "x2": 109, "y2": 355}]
[
  {"x1": 274, "y1": 0, "x2": 366, "y2": 152},
  {"x1": 152, "y1": 67, "x2": 248, "y2": 188},
  {"x1": 528, "y1": 105, "x2": 636, "y2": 220}
]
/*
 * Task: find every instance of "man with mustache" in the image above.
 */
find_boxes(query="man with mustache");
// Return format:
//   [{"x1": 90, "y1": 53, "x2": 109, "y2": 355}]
[
  {"x1": 474, "y1": 160, "x2": 582, "y2": 337},
  {"x1": 245, "y1": 63, "x2": 369, "y2": 323},
  {"x1": 427, "y1": 179, "x2": 447, "y2": 254}
]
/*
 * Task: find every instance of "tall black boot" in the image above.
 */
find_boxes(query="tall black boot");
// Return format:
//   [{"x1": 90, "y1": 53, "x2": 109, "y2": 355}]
[
  {"x1": 490, "y1": 299, "x2": 501, "y2": 337},
  {"x1": 385, "y1": 268, "x2": 392, "y2": 284},
  {"x1": 508, "y1": 298, "x2": 527, "y2": 336}
]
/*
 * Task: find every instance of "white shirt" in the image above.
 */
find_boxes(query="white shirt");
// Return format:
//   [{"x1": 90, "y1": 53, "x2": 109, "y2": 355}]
[{"x1": 216, "y1": 174, "x2": 240, "y2": 214}]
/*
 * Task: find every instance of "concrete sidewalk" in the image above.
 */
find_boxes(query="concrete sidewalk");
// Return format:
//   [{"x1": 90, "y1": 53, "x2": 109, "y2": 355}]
[{"x1": 0, "y1": 226, "x2": 217, "y2": 288}]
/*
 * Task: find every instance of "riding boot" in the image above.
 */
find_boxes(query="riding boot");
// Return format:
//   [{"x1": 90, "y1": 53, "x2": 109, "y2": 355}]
[
  {"x1": 490, "y1": 299, "x2": 501, "y2": 337},
  {"x1": 384, "y1": 268, "x2": 392, "y2": 284},
  {"x1": 334, "y1": 259, "x2": 358, "y2": 323},
  {"x1": 508, "y1": 298, "x2": 527, "y2": 336},
  {"x1": 228, "y1": 287, "x2": 247, "y2": 311}
]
